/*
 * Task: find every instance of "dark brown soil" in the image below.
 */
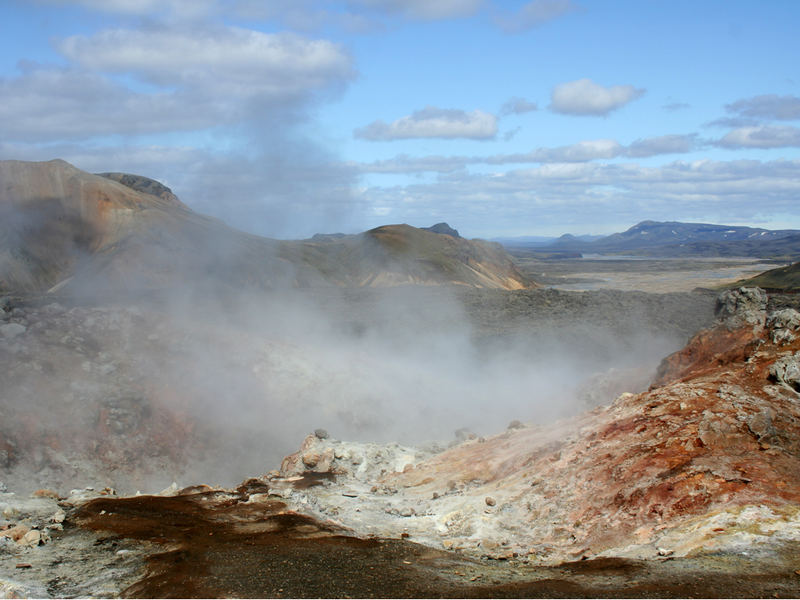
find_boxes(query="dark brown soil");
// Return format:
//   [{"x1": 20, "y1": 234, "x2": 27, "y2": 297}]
[{"x1": 73, "y1": 489, "x2": 800, "y2": 598}]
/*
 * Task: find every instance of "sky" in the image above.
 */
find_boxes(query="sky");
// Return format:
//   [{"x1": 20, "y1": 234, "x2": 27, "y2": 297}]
[{"x1": 1, "y1": 0, "x2": 799, "y2": 239}]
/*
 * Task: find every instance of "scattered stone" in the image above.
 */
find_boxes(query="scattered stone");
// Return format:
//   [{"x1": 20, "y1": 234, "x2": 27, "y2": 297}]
[
  {"x1": 485, "y1": 496, "x2": 497, "y2": 507},
  {"x1": 399, "y1": 507, "x2": 415, "y2": 517},
  {"x1": 1, "y1": 524, "x2": 30, "y2": 542},
  {"x1": 15, "y1": 563, "x2": 33, "y2": 569},
  {"x1": 0, "y1": 323, "x2": 26, "y2": 339},
  {"x1": 314, "y1": 428, "x2": 329, "y2": 440}
]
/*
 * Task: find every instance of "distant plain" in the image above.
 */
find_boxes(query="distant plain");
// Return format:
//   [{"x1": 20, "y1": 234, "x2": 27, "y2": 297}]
[{"x1": 513, "y1": 255, "x2": 782, "y2": 293}]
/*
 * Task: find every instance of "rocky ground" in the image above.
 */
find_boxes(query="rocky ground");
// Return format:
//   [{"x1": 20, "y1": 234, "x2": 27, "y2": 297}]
[
  {"x1": 0, "y1": 286, "x2": 717, "y2": 495},
  {"x1": 3, "y1": 286, "x2": 800, "y2": 597}
]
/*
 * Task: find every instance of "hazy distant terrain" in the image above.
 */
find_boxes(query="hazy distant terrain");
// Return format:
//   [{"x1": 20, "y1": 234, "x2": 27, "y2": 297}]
[{"x1": 505, "y1": 220, "x2": 800, "y2": 260}]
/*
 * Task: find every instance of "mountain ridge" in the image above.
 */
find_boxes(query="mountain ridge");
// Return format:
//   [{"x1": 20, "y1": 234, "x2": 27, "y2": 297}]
[
  {"x1": 504, "y1": 220, "x2": 800, "y2": 259},
  {"x1": 0, "y1": 159, "x2": 533, "y2": 294}
]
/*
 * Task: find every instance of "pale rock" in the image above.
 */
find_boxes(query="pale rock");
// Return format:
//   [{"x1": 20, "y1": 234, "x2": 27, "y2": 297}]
[
  {"x1": 715, "y1": 287, "x2": 767, "y2": 330},
  {"x1": 769, "y1": 352, "x2": 800, "y2": 392},
  {"x1": 0, "y1": 323, "x2": 26, "y2": 339},
  {"x1": 21, "y1": 529, "x2": 42, "y2": 547},
  {"x1": 767, "y1": 308, "x2": 800, "y2": 345},
  {"x1": 0, "y1": 524, "x2": 30, "y2": 542},
  {"x1": 157, "y1": 482, "x2": 180, "y2": 496}
]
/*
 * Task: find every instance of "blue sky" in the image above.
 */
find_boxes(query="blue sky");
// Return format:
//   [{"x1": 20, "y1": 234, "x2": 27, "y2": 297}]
[{"x1": 2, "y1": 0, "x2": 799, "y2": 238}]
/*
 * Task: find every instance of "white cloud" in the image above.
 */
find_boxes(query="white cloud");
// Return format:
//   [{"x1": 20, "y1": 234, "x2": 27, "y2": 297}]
[
  {"x1": 354, "y1": 106, "x2": 498, "y2": 140},
  {"x1": 494, "y1": 0, "x2": 576, "y2": 33},
  {"x1": 1, "y1": 26, "x2": 354, "y2": 143},
  {"x1": 37, "y1": 0, "x2": 219, "y2": 19},
  {"x1": 715, "y1": 125, "x2": 800, "y2": 149},
  {"x1": 0, "y1": 67, "x2": 212, "y2": 141},
  {"x1": 355, "y1": 134, "x2": 696, "y2": 173},
  {"x1": 59, "y1": 26, "x2": 354, "y2": 100},
  {"x1": 356, "y1": 159, "x2": 800, "y2": 236},
  {"x1": 500, "y1": 97, "x2": 538, "y2": 115},
  {"x1": 725, "y1": 94, "x2": 800, "y2": 121},
  {"x1": 347, "y1": 0, "x2": 483, "y2": 20},
  {"x1": 492, "y1": 139, "x2": 623, "y2": 163},
  {"x1": 625, "y1": 134, "x2": 698, "y2": 158},
  {"x1": 550, "y1": 78, "x2": 645, "y2": 116}
]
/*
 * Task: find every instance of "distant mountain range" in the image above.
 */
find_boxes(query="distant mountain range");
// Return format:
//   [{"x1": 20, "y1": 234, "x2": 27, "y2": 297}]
[
  {"x1": 504, "y1": 220, "x2": 800, "y2": 259},
  {"x1": 0, "y1": 159, "x2": 533, "y2": 296}
]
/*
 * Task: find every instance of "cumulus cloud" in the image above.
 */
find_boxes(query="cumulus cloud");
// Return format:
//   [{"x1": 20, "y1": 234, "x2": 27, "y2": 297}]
[
  {"x1": 625, "y1": 134, "x2": 698, "y2": 158},
  {"x1": 500, "y1": 97, "x2": 538, "y2": 115},
  {"x1": 1, "y1": 26, "x2": 354, "y2": 144},
  {"x1": 59, "y1": 26, "x2": 354, "y2": 100},
  {"x1": 725, "y1": 94, "x2": 800, "y2": 121},
  {"x1": 662, "y1": 102, "x2": 689, "y2": 112},
  {"x1": 494, "y1": 0, "x2": 577, "y2": 33},
  {"x1": 715, "y1": 125, "x2": 800, "y2": 149},
  {"x1": 550, "y1": 78, "x2": 645, "y2": 116},
  {"x1": 354, "y1": 106, "x2": 498, "y2": 140},
  {"x1": 356, "y1": 159, "x2": 800, "y2": 235},
  {"x1": 0, "y1": 67, "x2": 212, "y2": 141}
]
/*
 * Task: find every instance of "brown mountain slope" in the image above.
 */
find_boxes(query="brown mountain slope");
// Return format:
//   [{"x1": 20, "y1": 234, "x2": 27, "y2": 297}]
[
  {"x1": 0, "y1": 159, "x2": 300, "y2": 295},
  {"x1": 280, "y1": 224, "x2": 533, "y2": 289},
  {"x1": 0, "y1": 159, "x2": 533, "y2": 294}
]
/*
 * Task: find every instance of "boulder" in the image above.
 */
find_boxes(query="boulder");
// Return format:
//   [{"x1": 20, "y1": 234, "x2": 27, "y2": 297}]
[
  {"x1": 769, "y1": 352, "x2": 800, "y2": 392},
  {"x1": 714, "y1": 287, "x2": 767, "y2": 330},
  {"x1": 767, "y1": 308, "x2": 800, "y2": 345}
]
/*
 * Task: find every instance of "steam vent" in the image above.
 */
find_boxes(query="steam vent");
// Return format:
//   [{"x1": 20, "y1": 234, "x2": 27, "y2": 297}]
[{"x1": 1, "y1": 160, "x2": 800, "y2": 597}]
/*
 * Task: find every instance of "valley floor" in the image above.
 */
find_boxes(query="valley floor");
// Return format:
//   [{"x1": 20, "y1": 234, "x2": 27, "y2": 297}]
[{"x1": 514, "y1": 255, "x2": 782, "y2": 292}]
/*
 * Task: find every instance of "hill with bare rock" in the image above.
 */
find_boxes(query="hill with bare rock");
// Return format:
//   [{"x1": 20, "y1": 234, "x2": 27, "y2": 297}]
[
  {"x1": 281, "y1": 224, "x2": 532, "y2": 289},
  {"x1": 0, "y1": 159, "x2": 533, "y2": 295}
]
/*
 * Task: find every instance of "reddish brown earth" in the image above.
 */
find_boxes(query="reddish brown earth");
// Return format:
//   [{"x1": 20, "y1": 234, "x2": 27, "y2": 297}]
[{"x1": 70, "y1": 484, "x2": 800, "y2": 598}]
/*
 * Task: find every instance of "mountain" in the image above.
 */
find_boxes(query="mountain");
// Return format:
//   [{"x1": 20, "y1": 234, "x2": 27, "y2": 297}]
[
  {"x1": 0, "y1": 159, "x2": 533, "y2": 295},
  {"x1": 734, "y1": 261, "x2": 800, "y2": 291},
  {"x1": 0, "y1": 158, "x2": 299, "y2": 296},
  {"x1": 592, "y1": 220, "x2": 798, "y2": 251},
  {"x1": 281, "y1": 224, "x2": 531, "y2": 289},
  {"x1": 506, "y1": 220, "x2": 800, "y2": 259}
]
